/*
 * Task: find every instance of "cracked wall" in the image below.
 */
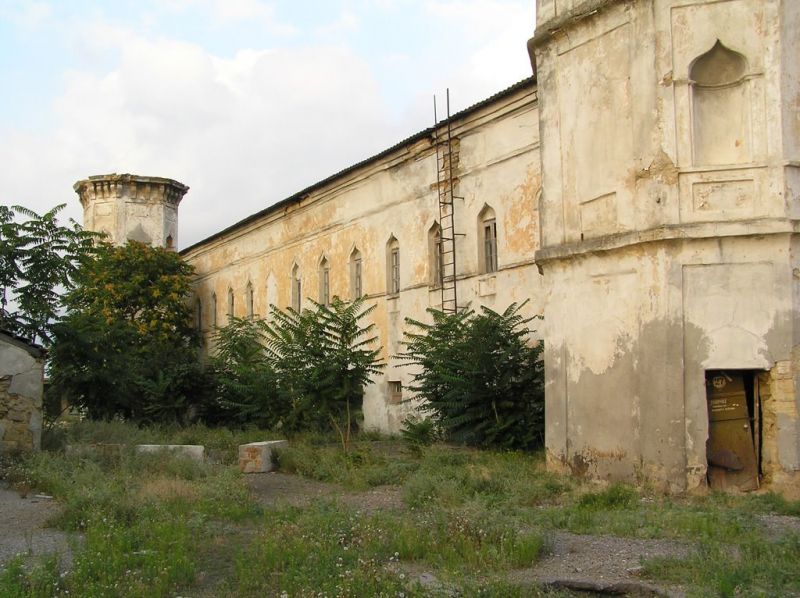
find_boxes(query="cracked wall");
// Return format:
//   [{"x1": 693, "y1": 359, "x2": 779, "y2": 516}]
[
  {"x1": 0, "y1": 336, "x2": 44, "y2": 454},
  {"x1": 532, "y1": 0, "x2": 800, "y2": 492}
]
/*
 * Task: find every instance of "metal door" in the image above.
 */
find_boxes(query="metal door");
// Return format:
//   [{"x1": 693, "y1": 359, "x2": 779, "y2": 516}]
[{"x1": 706, "y1": 371, "x2": 759, "y2": 491}]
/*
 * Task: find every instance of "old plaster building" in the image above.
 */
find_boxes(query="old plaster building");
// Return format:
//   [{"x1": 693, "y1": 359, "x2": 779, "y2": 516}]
[
  {"x1": 530, "y1": 0, "x2": 800, "y2": 493},
  {"x1": 0, "y1": 331, "x2": 45, "y2": 454},
  {"x1": 75, "y1": 0, "x2": 800, "y2": 494}
]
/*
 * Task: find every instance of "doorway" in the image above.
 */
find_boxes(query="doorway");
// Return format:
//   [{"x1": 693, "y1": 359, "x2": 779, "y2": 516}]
[{"x1": 705, "y1": 370, "x2": 763, "y2": 492}]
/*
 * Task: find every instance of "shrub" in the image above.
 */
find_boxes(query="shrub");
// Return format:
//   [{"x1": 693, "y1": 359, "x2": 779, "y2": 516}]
[
  {"x1": 208, "y1": 316, "x2": 284, "y2": 427},
  {"x1": 263, "y1": 296, "x2": 384, "y2": 437},
  {"x1": 399, "y1": 301, "x2": 544, "y2": 450}
]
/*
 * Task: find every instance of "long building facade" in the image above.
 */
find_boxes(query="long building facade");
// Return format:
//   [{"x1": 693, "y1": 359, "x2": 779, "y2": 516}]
[
  {"x1": 75, "y1": 0, "x2": 800, "y2": 494},
  {"x1": 182, "y1": 80, "x2": 541, "y2": 434}
]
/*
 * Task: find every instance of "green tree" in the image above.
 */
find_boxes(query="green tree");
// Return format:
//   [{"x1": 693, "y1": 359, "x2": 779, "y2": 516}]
[
  {"x1": 209, "y1": 316, "x2": 283, "y2": 427},
  {"x1": 0, "y1": 204, "x2": 97, "y2": 344},
  {"x1": 399, "y1": 301, "x2": 544, "y2": 450},
  {"x1": 48, "y1": 241, "x2": 205, "y2": 423},
  {"x1": 263, "y1": 297, "x2": 384, "y2": 438},
  {"x1": 205, "y1": 297, "x2": 383, "y2": 440}
]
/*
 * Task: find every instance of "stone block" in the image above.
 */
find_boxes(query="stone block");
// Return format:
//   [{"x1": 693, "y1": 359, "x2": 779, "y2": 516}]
[
  {"x1": 238, "y1": 440, "x2": 288, "y2": 473},
  {"x1": 135, "y1": 444, "x2": 205, "y2": 461}
]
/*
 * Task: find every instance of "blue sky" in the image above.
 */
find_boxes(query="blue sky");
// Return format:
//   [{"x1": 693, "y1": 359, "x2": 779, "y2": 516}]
[{"x1": 0, "y1": 0, "x2": 535, "y2": 247}]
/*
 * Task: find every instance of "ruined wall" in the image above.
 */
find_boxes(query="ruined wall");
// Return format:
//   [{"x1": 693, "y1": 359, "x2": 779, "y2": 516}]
[
  {"x1": 0, "y1": 335, "x2": 44, "y2": 453},
  {"x1": 182, "y1": 83, "x2": 543, "y2": 433},
  {"x1": 532, "y1": 0, "x2": 800, "y2": 492}
]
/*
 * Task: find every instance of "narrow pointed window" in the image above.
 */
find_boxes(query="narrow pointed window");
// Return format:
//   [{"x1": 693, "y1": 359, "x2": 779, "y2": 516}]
[
  {"x1": 246, "y1": 281, "x2": 254, "y2": 319},
  {"x1": 319, "y1": 258, "x2": 330, "y2": 305},
  {"x1": 478, "y1": 205, "x2": 498, "y2": 274},
  {"x1": 350, "y1": 248, "x2": 363, "y2": 299},
  {"x1": 195, "y1": 298, "x2": 202, "y2": 331},
  {"x1": 211, "y1": 293, "x2": 217, "y2": 328},
  {"x1": 428, "y1": 223, "x2": 443, "y2": 287},
  {"x1": 291, "y1": 265, "x2": 301, "y2": 311},
  {"x1": 386, "y1": 236, "x2": 400, "y2": 296},
  {"x1": 227, "y1": 287, "x2": 234, "y2": 318}
]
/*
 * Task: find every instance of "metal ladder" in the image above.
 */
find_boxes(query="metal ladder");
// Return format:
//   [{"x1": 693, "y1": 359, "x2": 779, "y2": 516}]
[{"x1": 433, "y1": 90, "x2": 461, "y2": 315}]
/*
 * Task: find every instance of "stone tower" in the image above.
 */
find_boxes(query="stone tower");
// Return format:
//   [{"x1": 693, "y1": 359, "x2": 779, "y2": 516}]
[
  {"x1": 530, "y1": 0, "x2": 800, "y2": 492},
  {"x1": 74, "y1": 173, "x2": 189, "y2": 248}
]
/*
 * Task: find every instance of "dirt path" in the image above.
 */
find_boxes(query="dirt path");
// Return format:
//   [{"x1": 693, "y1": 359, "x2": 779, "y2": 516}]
[{"x1": 0, "y1": 483, "x2": 75, "y2": 570}]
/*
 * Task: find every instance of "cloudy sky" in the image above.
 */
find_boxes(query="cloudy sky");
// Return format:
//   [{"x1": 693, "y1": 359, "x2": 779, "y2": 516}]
[{"x1": 0, "y1": 0, "x2": 535, "y2": 248}]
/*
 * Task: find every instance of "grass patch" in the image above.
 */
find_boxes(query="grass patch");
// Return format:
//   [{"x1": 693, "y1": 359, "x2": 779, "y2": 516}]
[
  {"x1": 4, "y1": 420, "x2": 800, "y2": 597},
  {"x1": 232, "y1": 501, "x2": 547, "y2": 596},
  {"x1": 275, "y1": 441, "x2": 420, "y2": 490},
  {"x1": 0, "y1": 422, "x2": 261, "y2": 597},
  {"x1": 642, "y1": 533, "x2": 800, "y2": 597}
]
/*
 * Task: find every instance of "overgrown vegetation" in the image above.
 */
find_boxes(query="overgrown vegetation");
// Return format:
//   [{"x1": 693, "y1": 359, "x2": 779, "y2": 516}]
[
  {"x1": 399, "y1": 301, "x2": 544, "y2": 450},
  {"x1": 2, "y1": 420, "x2": 800, "y2": 597},
  {"x1": 208, "y1": 316, "x2": 282, "y2": 427},
  {"x1": 209, "y1": 296, "x2": 384, "y2": 438},
  {"x1": 0, "y1": 204, "x2": 97, "y2": 345},
  {"x1": 48, "y1": 241, "x2": 205, "y2": 423}
]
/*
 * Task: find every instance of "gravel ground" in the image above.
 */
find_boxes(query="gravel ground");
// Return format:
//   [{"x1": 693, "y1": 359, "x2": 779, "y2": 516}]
[
  {"x1": 0, "y1": 482, "x2": 75, "y2": 570},
  {"x1": 524, "y1": 530, "x2": 690, "y2": 597}
]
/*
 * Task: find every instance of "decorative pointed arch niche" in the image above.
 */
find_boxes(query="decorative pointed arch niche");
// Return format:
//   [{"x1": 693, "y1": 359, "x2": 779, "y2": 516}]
[{"x1": 690, "y1": 40, "x2": 751, "y2": 166}]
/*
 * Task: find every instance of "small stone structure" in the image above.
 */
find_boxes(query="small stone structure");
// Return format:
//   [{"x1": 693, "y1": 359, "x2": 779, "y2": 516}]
[
  {"x1": 239, "y1": 440, "x2": 288, "y2": 473},
  {"x1": 0, "y1": 331, "x2": 45, "y2": 453}
]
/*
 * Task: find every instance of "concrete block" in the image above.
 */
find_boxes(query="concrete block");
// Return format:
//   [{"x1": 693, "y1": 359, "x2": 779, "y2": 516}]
[
  {"x1": 135, "y1": 444, "x2": 205, "y2": 461},
  {"x1": 239, "y1": 440, "x2": 288, "y2": 473}
]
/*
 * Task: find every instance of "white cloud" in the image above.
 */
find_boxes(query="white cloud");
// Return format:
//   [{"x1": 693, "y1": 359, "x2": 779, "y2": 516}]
[
  {"x1": 315, "y1": 11, "x2": 360, "y2": 37},
  {"x1": 0, "y1": 2, "x2": 536, "y2": 249},
  {"x1": 0, "y1": 1, "x2": 52, "y2": 28},
  {"x1": 0, "y1": 26, "x2": 399, "y2": 248},
  {"x1": 152, "y1": 0, "x2": 297, "y2": 36}
]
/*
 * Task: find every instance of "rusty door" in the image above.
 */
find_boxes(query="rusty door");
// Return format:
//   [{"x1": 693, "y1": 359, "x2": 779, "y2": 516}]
[{"x1": 706, "y1": 371, "x2": 759, "y2": 491}]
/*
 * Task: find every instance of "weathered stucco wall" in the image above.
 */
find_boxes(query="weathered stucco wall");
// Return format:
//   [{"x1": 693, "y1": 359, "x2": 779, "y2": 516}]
[
  {"x1": 532, "y1": 0, "x2": 800, "y2": 492},
  {"x1": 0, "y1": 334, "x2": 44, "y2": 454},
  {"x1": 182, "y1": 82, "x2": 544, "y2": 433},
  {"x1": 74, "y1": 174, "x2": 189, "y2": 248}
]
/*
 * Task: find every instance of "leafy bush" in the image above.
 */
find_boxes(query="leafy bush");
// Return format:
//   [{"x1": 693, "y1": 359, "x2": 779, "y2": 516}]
[
  {"x1": 399, "y1": 301, "x2": 544, "y2": 450},
  {"x1": 400, "y1": 416, "x2": 440, "y2": 456},
  {"x1": 263, "y1": 296, "x2": 384, "y2": 436},
  {"x1": 206, "y1": 296, "x2": 384, "y2": 437},
  {"x1": 208, "y1": 316, "x2": 284, "y2": 427}
]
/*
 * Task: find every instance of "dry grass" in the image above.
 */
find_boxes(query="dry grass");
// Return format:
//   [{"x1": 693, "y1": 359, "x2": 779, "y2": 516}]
[{"x1": 138, "y1": 477, "x2": 200, "y2": 502}]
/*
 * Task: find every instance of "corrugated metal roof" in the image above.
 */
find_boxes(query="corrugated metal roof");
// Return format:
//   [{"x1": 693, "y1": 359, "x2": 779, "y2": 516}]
[{"x1": 181, "y1": 76, "x2": 537, "y2": 255}]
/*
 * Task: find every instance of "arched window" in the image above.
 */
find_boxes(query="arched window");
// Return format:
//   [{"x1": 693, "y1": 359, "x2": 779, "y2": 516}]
[
  {"x1": 266, "y1": 272, "x2": 277, "y2": 312},
  {"x1": 291, "y1": 264, "x2": 301, "y2": 311},
  {"x1": 211, "y1": 292, "x2": 217, "y2": 328},
  {"x1": 246, "y1": 281, "x2": 254, "y2": 319},
  {"x1": 428, "y1": 223, "x2": 443, "y2": 287},
  {"x1": 386, "y1": 236, "x2": 400, "y2": 296},
  {"x1": 319, "y1": 257, "x2": 330, "y2": 306},
  {"x1": 195, "y1": 297, "x2": 202, "y2": 331},
  {"x1": 478, "y1": 205, "x2": 498, "y2": 274},
  {"x1": 227, "y1": 287, "x2": 235, "y2": 319},
  {"x1": 350, "y1": 248, "x2": 363, "y2": 299},
  {"x1": 690, "y1": 40, "x2": 750, "y2": 166}
]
